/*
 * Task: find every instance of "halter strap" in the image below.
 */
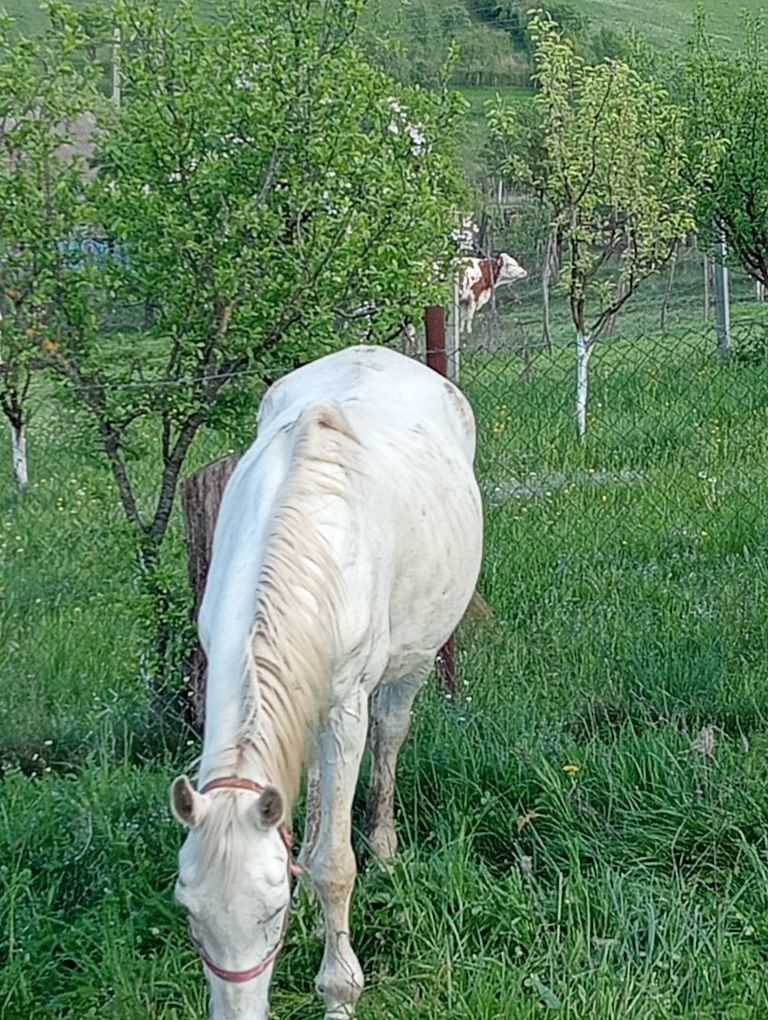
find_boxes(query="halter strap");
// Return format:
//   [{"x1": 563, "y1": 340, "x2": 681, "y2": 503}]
[
  {"x1": 198, "y1": 939, "x2": 284, "y2": 984},
  {"x1": 200, "y1": 776, "x2": 267, "y2": 796},
  {"x1": 198, "y1": 776, "x2": 303, "y2": 873},
  {"x1": 192, "y1": 775, "x2": 303, "y2": 984}
]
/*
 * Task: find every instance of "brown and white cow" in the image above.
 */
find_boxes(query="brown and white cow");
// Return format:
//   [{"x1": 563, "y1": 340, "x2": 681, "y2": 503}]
[{"x1": 459, "y1": 253, "x2": 527, "y2": 335}]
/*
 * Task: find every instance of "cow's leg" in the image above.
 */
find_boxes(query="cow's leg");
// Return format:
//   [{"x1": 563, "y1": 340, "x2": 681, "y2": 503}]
[
  {"x1": 463, "y1": 295, "x2": 477, "y2": 335},
  {"x1": 309, "y1": 689, "x2": 368, "y2": 1019},
  {"x1": 365, "y1": 669, "x2": 429, "y2": 860}
]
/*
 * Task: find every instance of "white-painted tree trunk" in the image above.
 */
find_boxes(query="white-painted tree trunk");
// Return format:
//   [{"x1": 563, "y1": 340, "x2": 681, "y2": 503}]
[
  {"x1": 576, "y1": 331, "x2": 593, "y2": 441},
  {"x1": 11, "y1": 421, "x2": 28, "y2": 490}
]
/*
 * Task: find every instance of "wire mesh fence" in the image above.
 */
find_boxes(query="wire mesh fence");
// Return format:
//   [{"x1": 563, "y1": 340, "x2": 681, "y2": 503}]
[
  {"x1": 414, "y1": 237, "x2": 768, "y2": 704},
  {"x1": 5, "y1": 227, "x2": 768, "y2": 752}
]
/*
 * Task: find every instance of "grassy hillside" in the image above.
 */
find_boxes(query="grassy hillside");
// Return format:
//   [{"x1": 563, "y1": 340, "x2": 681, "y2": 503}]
[
  {"x1": 568, "y1": 0, "x2": 765, "y2": 48},
  {"x1": 4, "y1": 0, "x2": 220, "y2": 35},
  {"x1": 9, "y1": 0, "x2": 768, "y2": 49}
]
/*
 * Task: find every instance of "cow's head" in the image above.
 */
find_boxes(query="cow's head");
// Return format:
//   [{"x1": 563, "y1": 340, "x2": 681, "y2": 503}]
[{"x1": 495, "y1": 253, "x2": 528, "y2": 286}]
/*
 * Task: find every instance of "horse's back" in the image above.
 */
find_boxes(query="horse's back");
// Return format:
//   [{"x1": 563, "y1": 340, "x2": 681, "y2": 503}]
[
  {"x1": 258, "y1": 345, "x2": 476, "y2": 464},
  {"x1": 209, "y1": 345, "x2": 482, "y2": 694},
  {"x1": 258, "y1": 346, "x2": 482, "y2": 681}
]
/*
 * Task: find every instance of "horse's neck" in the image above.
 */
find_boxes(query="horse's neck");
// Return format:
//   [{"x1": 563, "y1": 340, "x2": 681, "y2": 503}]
[
  {"x1": 199, "y1": 555, "x2": 337, "y2": 803},
  {"x1": 198, "y1": 403, "x2": 351, "y2": 801}
]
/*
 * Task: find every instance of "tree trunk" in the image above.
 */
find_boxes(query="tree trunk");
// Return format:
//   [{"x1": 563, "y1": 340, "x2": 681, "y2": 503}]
[
  {"x1": 541, "y1": 228, "x2": 558, "y2": 353},
  {"x1": 604, "y1": 278, "x2": 630, "y2": 338},
  {"x1": 182, "y1": 452, "x2": 241, "y2": 727},
  {"x1": 576, "y1": 331, "x2": 593, "y2": 441},
  {"x1": 660, "y1": 252, "x2": 677, "y2": 333},
  {"x1": 11, "y1": 420, "x2": 28, "y2": 491}
]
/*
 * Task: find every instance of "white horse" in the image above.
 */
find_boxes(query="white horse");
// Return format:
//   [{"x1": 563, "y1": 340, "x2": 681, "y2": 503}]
[{"x1": 170, "y1": 344, "x2": 483, "y2": 1019}]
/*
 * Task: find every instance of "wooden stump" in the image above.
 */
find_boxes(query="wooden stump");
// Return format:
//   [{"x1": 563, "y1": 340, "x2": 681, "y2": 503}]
[{"x1": 182, "y1": 453, "x2": 240, "y2": 728}]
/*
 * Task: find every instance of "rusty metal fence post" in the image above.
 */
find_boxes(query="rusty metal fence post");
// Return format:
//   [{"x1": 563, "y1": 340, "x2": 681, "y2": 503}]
[{"x1": 425, "y1": 305, "x2": 457, "y2": 695}]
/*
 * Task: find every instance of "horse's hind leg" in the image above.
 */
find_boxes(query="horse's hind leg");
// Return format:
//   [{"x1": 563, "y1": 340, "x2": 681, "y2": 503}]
[
  {"x1": 365, "y1": 669, "x2": 429, "y2": 860},
  {"x1": 298, "y1": 758, "x2": 320, "y2": 876},
  {"x1": 310, "y1": 689, "x2": 368, "y2": 1019}
]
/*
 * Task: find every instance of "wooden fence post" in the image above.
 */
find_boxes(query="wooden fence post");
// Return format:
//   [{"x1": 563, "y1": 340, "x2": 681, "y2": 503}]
[
  {"x1": 425, "y1": 305, "x2": 457, "y2": 696},
  {"x1": 182, "y1": 452, "x2": 240, "y2": 727}
]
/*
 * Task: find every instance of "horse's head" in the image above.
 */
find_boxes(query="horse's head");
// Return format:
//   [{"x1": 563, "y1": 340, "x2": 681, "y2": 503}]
[{"x1": 170, "y1": 775, "x2": 293, "y2": 1020}]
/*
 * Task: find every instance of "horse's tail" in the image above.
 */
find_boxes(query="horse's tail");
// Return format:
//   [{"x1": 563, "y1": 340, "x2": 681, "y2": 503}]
[{"x1": 465, "y1": 589, "x2": 493, "y2": 621}]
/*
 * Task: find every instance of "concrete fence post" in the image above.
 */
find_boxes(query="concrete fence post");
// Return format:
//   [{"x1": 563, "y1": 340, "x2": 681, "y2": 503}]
[
  {"x1": 713, "y1": 228, "x2": 731, "y2": 362},
  {"x1": 112, "y1": 27, "x2": 122, "y2": 107}
]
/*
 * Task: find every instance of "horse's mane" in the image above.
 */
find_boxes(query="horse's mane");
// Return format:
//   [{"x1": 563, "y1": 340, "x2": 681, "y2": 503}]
[{"x1": 230, "y1": 402, "x2": 359, "y2": 808}]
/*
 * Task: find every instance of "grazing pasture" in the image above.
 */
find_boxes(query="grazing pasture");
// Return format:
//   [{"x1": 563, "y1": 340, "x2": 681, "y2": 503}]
[
  {"x1": 577, "y1": 0, "x2": 765, "y2": 48},
  {"x1": 3, "y1": 326, "x2": 768, "y2": 1018}
]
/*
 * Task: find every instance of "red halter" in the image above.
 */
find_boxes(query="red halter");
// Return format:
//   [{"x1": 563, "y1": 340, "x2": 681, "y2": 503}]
[{"x1": 194, "y1": 776, "x2": 303, "y2": 984}]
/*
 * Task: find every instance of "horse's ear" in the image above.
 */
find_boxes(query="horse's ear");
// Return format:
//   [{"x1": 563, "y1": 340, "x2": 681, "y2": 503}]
[
  {"x1": 171, "y1": 775, "x2": 208, "y2": 828},
  {"x1": 251, "y1": 785, "x2": 284, "y2": 829}
]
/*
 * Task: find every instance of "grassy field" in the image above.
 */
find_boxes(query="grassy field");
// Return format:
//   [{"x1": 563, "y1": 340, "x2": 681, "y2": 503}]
[
  {"x1": 578, "y1": 0, "x2": 766, "y2": 48},
  {"x1": 3, "y1": 324, "x2": 768, "y2": 1017},
  {"x1": 8, "y1": 0, "x2": 767, "y2": 47},
  {"x1": 4, "y1": 0, "x2": 224, "y2": 36},
  {"x1": 457, "y1": 85, "x2": 534, "y2": 180}
]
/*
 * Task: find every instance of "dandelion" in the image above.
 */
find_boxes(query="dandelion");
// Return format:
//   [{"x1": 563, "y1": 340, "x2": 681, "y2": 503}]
[{"x1": 563, "y1": 763, "x2": 580, "y2": 775}]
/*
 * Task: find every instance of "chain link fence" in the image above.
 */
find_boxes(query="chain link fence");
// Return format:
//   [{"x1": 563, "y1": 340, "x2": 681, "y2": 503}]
[{"x1": 409, "y1": 232, "x2": 768, "y2": 715}]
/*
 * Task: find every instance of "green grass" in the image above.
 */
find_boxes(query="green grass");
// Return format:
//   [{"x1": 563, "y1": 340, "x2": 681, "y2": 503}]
[
  {"x1": 7, "y1": 0, "x2": 765, "y2": 49},
  {"x1": 3, "y1": 0, "x2": 224, "y2": 36},
  {"x1": 578, "y1": 0, "x2": 766, "y2": 48},
  {"x1": 457, "y1": 84, "x2": 534, "y2": 180},
  {"x1": 3, "y1": 329, "x2": 768, "y2": 1017}
]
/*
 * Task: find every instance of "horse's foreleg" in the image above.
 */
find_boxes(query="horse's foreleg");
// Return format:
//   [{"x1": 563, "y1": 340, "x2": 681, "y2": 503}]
[
  {"x1": 364, "y1": 671, "x2": 428, "y2": 860},
  {"x1": 309, "y1": 689, "x2": 368, "y2": 1019}
]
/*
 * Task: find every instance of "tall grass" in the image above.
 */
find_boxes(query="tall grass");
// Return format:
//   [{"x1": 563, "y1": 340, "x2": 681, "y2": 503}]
[{"x1": 2, "y1": 331, "x2": 768, "y2": 1017}]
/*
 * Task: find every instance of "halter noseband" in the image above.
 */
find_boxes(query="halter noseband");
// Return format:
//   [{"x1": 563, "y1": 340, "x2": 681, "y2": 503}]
[
  {"x1": 197, "y1": 938, "x2": 284, "y2": 984},
  {"x1": 192, "y1": 776, "x2": 303, "y2": 984}
]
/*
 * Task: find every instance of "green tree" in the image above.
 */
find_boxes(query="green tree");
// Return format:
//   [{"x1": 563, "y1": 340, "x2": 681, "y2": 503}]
[
  {"x1": 488, "y1": 14, "x2": 699, "y2": 438},
  {"x1": 0, "y1": 5, "x2": 97, "y2": 490},
  {"x1": 39, "y1": 0, "x2": 465, "y2": 567},
  {"x1": 683, "y1": 13, "x2": 768, "y2": 286},
  {"x1": 453, "y1": 21, "x2": 523, "y2": 86},
  {"x1": 0, "y1": 0, "x2": 465, "y2": 706},
  {"x1": 359, "y1": 0, "x2": 471, "y2": 85}
]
